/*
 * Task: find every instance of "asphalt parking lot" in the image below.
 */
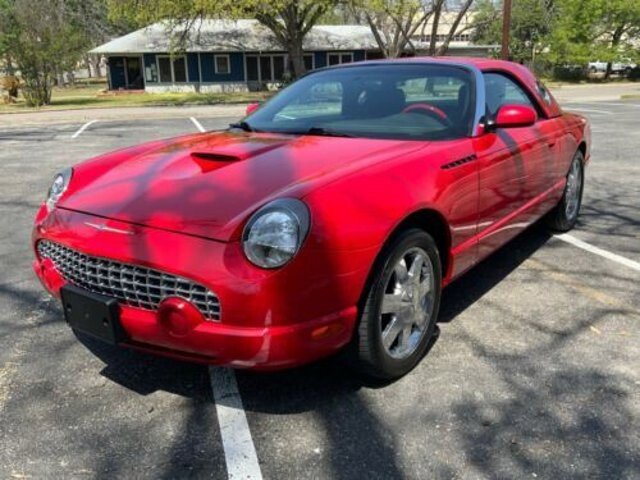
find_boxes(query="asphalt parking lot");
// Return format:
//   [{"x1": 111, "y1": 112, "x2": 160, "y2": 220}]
[{"x1": 1, "y1": 100, "x2": 639, "y2": 479}]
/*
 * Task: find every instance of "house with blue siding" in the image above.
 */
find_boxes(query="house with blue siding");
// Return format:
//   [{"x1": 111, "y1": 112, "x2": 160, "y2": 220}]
[{"x1": 91, "y1": 19, "x2": 493, "y2": 93}]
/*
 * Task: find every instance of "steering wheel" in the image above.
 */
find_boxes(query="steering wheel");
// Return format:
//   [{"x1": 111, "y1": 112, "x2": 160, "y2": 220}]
[{"x1": 402, "y1": 103, "x2": 452, "y2": 127}]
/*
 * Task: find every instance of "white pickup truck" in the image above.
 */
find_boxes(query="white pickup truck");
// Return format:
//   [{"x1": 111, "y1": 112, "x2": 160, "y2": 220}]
[{"x1": 588, "y1": 60, "x2": 637, "y2": 74}]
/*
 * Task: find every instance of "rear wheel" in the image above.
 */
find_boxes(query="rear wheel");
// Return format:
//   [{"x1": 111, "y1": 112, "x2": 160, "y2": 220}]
[
  {"x1": 352, "y1": 229, "x2": 441, "y2": 380},
  {"x1": 546, "y1": 150, "x2": 584, "y2": 232}
]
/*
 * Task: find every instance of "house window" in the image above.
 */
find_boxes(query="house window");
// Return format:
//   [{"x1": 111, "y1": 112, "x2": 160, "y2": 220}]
[
  {"x1": 246, "y1": 54, "x2": 288, "y2": 83},
  {"x1": 246, "y1": 56, "x2": 259, "y2": 82},
  {"x1": 260, "y1": 56, "x2": 272, "y2": 81},
  {"x1": 157, "y1": 55, "x2": 187, "y2": 83},
  {"x1": 304, "y1": 54, "x2": 314, "y2": 71},
  {"x1": 273, "y1": 56, "x2": 285, "y2": 80},
  {"x1": 327, "y1": 53, "x2": 353, "y2": 66},
  {"x1": 158, "y1": 57, "x2": 172, "y2": 83},
  {"x1": 173, "y1": 57, "x2": 186, "y2": 82},
  {"x1": 215, "y1": 55, "x2": 230, "y2": 74}
]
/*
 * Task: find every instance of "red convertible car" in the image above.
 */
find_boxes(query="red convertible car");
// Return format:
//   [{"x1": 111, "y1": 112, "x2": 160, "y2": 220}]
[{"x1": 33, "y1": 58, "x2": 590, "y2": 379}]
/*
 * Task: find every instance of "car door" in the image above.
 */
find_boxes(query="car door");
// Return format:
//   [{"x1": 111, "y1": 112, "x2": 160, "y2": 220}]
[{"x1": 474, "y1": 71, "x2": 554, "y2": 259}]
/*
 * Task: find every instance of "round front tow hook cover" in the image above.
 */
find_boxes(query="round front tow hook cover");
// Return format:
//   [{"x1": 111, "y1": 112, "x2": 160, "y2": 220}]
[{"x1": 157, "y1": 297, "x2": 204, "y2": 337}]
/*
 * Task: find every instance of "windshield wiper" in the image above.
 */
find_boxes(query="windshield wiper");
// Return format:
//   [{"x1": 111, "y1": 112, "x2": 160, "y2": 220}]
[
  {"x1": 229, "y1": 121, "x2": 255, "y2": 132},
  {"x1": 303, "y1": 126, "x2": 354, "y2": 138}
]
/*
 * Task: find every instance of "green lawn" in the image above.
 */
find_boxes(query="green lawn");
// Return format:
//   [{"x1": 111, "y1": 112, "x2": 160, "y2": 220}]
[{"x1": 0, "y1": 81, "x2": 271, "y2": 113}]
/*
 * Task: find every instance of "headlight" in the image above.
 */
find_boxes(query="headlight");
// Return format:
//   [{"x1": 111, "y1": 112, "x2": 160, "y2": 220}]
[
  {"x1": 46, "y1": 168, "x2": 72, "y2": 211},
  {"x1": 242, "y1": 199, "x2": 310, "y2": 269}
]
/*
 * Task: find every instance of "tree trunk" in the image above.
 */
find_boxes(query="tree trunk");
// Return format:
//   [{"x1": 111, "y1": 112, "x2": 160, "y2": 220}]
[
  {"x1": 435, "y1": 0, "x2": 474, "y2": 56},
  {"x1": 605, "y1": 62, "x2": 613, "y2": 80},
  {"x1": 288, "y1": 38, "x2": 306, "y2": 79},
  {"x1": 605, "y1": 27, "x2": 625, "y2": 80},
  {"x1": 365, "y1": 13, "x2": 391, "y2": 58},
  {"x1": 279, "y1": 4, "x2": 307, "y2": 79},
  {"x1": 429, "y1": 0, "x2": 444, "y2": 55},
  {"x1": 85, "y1": 56, "x2": 92, "y2": 78}
]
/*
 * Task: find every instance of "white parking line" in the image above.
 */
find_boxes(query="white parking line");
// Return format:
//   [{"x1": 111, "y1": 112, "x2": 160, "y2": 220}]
[
  {"x1": 190, "y1": 117, "x2": 206, "y2": 133},
  {"x1": 565, "y1": 107, "x2": 613, "y2": 115},
  {"x1": 555, "y1": 233, "x2": 640, "y2": 273},
  {"x1": 209, "y1": 367, "x2": 263, "y2": 480},
  {"x1": 71, "y1": 120, "x2": 98, "y2": 139},
  {"x1": 586, "y1": 102, "x2": 640, "y2": 108}
]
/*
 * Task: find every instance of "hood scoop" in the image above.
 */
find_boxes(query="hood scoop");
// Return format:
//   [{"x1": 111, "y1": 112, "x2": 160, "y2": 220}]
[
  {"x1": 190, "y1": 152, "x2": 243, "y2": 172},
  {"x1": 191, "y1": 152, "x2": 241, "y2": 162}
]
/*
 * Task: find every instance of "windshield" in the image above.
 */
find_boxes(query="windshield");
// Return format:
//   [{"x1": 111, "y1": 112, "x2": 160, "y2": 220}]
[{"x1": 243, "y1": 64, "x2": 476, "y2": 141}]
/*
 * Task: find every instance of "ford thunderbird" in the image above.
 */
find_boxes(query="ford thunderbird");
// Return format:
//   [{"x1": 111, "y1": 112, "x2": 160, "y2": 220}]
[{"x1": 33, "y1": 58, "x2": 590, "y2": 379}]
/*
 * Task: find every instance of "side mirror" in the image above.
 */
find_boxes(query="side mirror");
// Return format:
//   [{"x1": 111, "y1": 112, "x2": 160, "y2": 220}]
[
  {"x1": 488, "y1": 104, "x2": 537, "y2": 131},
  {"x1": 245, "y1": 102, "x2": 260, "y2": 116}
]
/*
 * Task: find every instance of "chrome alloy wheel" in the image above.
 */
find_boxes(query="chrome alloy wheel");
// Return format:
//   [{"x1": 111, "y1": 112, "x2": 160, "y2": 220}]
[
  {"x1": 565, "y1": 157, "x2": 582, "y2": 220},
  {"x1": 379, "y1": 247, "x2": 435, "y2": 360}
]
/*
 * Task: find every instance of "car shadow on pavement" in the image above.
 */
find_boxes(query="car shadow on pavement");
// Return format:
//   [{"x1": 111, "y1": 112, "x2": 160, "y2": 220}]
[
  {"x1": 78, "y1": 334, "x2": 213, "y2": 400},
  {"x1": 439, "y1": 223, "x2": 552, "y2": 324}
]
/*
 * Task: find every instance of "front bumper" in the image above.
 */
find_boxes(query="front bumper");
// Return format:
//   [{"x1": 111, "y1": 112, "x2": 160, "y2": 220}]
[{"x1": 33, "y1": 207, "x2": 372, "y2": 370}]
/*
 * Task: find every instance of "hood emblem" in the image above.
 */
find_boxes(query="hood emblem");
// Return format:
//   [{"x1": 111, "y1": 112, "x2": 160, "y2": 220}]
[{"x1": 84, "y1": 221, "x2": 134, "y2": 235}]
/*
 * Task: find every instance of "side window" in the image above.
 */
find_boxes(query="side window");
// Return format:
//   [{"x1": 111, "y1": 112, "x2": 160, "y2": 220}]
[
  {"x1": 483, "y1": 72, "x2": 535, "y2": 116},
  {"x1": 537, "y1": 81, "x2": 552, "y2": 106}
]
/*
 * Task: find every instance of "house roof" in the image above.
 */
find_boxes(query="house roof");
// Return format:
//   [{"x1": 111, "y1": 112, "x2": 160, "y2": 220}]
[{"x1": 91, "y1": 19, "x2": 395, "y2": 54}]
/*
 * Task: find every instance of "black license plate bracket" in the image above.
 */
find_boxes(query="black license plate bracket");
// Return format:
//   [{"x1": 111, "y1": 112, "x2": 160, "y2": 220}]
[{"x1": 60, "y1": 285, "x2": 126, "y2": 345}]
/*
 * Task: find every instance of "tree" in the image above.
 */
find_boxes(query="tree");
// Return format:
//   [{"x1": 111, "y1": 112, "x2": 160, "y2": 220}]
[
  {"x1": 69, "y1": 0, "x2": 135, "y2": 78},
  {"x1": 431, "y1": 0, "x2": 474, "y2": 55},
  {"x1": 0, "y1": 0, "x2": 89, "y2": 106},
  {"x1": 349, "y1": 0, "x2": 476, "y2": 59},
  {"x1": 0, "y1": 0, "x2": 16, "y2": 73},
  {"x1": 468, "y1": 0, "x2": 501, "y2": 48},
  {"x1": 472, "y1": 0, "x2": 640, "y2": 78},
  {"x1": 549, "y1": 0, "x2": 640, "y2": 78},
  {"x1": 353, "y1": 0, "x2": 434, "y2": 58},
  {"x1": 108, "y1": 0, "x2": 338, "y2": 78},
  {"x1": 471, "y1": 0, "x2": 557, "y2": 65}
]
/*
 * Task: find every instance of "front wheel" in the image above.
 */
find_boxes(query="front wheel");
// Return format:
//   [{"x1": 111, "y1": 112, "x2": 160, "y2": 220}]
[
  {"x1": 546, "y1": 150, "x2": 584, "y2": 232},
  {"x1": 351, "y1": 229, "x2": 442, "y2": 380}
]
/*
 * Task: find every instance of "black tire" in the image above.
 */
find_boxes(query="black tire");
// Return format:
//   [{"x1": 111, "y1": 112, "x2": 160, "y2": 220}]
[
  {"x1": 546, "y1": 150, "x2": 585, "y2": 232},
  {"x1": 351, "y1": 229, "x2": 442, "y2": 380}
]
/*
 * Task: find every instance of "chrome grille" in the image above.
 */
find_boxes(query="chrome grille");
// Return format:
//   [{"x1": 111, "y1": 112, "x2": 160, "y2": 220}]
[{"x1": 37, "y1": 240, "x2": 221, "y2": 321}]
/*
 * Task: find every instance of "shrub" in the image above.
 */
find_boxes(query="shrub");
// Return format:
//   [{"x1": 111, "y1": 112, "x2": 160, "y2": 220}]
[
  {"x1": 0, "y1": 75, "x2": 20, "y2": 98},
  {"x1": 628, "y1": 67, "x2": 640, "y2": 81},
  {"x1": 552, "y1": 65, "x2": 587, "y2": 82}
]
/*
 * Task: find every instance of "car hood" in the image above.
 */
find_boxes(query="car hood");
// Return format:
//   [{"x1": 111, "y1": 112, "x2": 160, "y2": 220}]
[{"x1": 60, "y1": 131, "x2": 427, "y2": 241}]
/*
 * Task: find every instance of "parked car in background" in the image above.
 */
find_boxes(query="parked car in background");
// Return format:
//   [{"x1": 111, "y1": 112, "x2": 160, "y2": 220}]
[
  {"x1": 588, "y1": 59, "x2": 637, "y2": 74},
  {"x1": 33, "y1": 58, "x2": 591, "y2": 379}
]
